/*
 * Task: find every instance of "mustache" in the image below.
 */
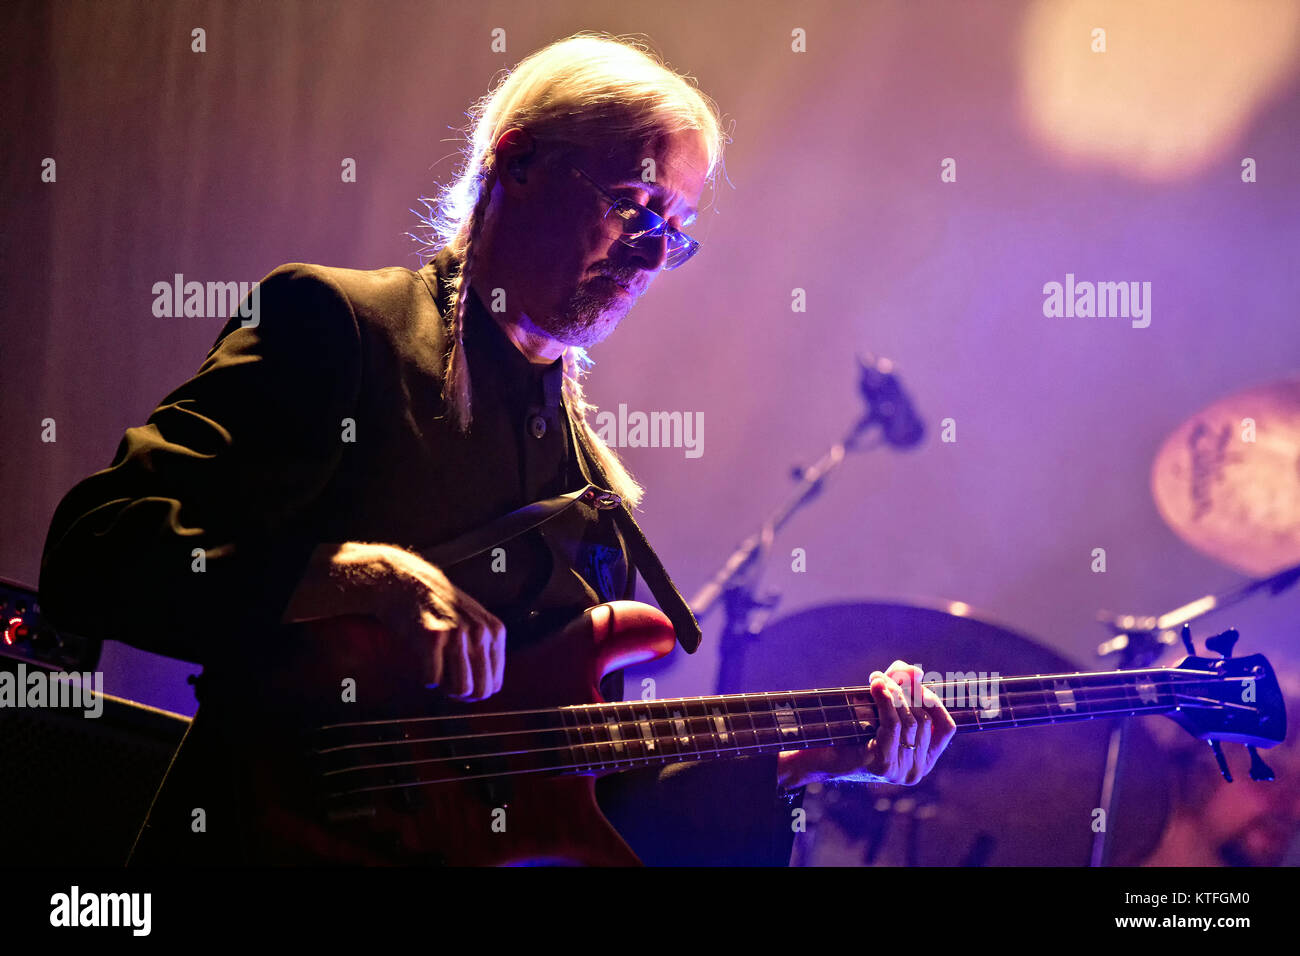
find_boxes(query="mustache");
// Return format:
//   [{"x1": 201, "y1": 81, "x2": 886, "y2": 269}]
[{"x1": 597, "y1": 272, "x2": 641, "y2": 294}]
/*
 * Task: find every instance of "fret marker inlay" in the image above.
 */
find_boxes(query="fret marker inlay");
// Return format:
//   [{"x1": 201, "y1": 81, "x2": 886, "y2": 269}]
[
  {"x1": 1053, "y1": 680, "x2": 1077, "y2": 713},
  {"x1": 710, "y1": 708, "x2": 729, "y2": 743},
  {"x1": 775, "y1": 701, "x2": 800, "y2": 737},
  {"x1": 1137, "y1": 678, "x2": 1158, "y2": 705},
  {"x1": 672, "y1": 710, "x2": 690, "y2": 745}
]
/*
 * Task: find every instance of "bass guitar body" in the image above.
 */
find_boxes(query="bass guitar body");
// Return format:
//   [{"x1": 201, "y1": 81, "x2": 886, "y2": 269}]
[{"x1": 135, "y1": 601, "x2": 677, "y2": 866}]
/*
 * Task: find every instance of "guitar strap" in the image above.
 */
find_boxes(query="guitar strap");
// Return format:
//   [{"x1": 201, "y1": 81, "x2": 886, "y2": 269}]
[
  {"x1": 416, "y1": 484, "x2": 602, "y2": 570},
  {"x1": 410, "y1": 396, "x2": 704, "y2": 654},
  {"x1": 561, "y1": 400, "x2": 704, "y2": 655}
]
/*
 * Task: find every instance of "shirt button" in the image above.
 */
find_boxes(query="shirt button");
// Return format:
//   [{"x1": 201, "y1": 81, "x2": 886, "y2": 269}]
[{"x1": 527, "y1": 414, "x2": 547, "y2": 438}]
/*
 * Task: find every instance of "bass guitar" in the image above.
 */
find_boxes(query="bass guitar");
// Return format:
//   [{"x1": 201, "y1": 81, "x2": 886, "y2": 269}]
[{"x1": 181, "y1": 600, "x2": 1288, "y2": 865}]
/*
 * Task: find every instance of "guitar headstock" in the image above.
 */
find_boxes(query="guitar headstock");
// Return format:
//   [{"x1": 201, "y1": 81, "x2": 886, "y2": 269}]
[{"x1": 1165, "y1": 627, "x2": 1287, "y2": 782}]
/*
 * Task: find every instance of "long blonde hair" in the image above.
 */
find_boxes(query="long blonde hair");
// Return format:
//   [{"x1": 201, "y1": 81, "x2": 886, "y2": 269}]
[{"x1": 412, "y1": 32, "x2": 727, "y2": 508}]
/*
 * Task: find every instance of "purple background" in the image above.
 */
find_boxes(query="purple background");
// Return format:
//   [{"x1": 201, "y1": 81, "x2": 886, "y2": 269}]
[{"x1": 4, "y1": 0, "x2": 1299, "y2": 719}]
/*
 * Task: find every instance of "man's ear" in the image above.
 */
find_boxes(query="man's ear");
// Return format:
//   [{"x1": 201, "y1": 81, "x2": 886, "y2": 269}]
[{"x1": 495, "y1": 127, "x2": 537, "y2": 185}]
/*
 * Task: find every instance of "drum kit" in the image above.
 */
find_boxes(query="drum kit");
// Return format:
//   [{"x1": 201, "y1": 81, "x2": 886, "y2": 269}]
[{"x1": 692, "y1": 367, "x2": 1300, "y2": 866}]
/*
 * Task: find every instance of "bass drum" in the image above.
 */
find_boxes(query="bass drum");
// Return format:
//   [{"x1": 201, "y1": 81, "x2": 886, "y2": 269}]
[{"x1": 735, "y1": 600, "x2": 1171, "y2": 866}]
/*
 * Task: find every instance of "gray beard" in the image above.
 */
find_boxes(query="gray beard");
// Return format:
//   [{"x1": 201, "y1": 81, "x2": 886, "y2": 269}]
[{"x1": 537, "y1": 279, "x2": 628, "y2": 349}]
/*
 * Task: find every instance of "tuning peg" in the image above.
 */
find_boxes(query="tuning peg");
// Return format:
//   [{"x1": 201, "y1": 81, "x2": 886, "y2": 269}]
[
  {"x1": 1180, "y1": 623, "x2": 1195, "y2": 655},
  {"x1": 1205, "y1": 628, "x2": 1239, "y2": 660},
  {"x1": 1208, "y1": 740, "x2": 1233, "y2": 781},
  {"x1": 1247, "y1": 746, "x2": 1276, "y2": 782}
]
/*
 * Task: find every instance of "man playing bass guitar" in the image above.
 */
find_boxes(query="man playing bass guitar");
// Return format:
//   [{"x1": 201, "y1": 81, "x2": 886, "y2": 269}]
[{"x1": 39, "y1": 33, "x2": 956, "y2": 866}]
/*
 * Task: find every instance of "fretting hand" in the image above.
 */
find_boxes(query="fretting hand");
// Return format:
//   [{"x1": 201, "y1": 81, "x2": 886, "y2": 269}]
[{"x1": 777, "y1": 661, "x2": 957, "y2": 789}]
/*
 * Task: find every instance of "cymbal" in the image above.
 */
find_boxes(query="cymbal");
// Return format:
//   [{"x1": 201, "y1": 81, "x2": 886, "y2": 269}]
[
  {"x1": 1152, "y1": 380, "x2": 1300, "y2": 577},
  {"x1": 734, "y1": 600, "x2": 1171, "y2": 866}
]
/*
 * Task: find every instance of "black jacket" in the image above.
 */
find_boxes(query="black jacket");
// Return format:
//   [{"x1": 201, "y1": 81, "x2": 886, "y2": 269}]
[{"x1": 40, "y1": 246, "x2": 800, "y2": 865}]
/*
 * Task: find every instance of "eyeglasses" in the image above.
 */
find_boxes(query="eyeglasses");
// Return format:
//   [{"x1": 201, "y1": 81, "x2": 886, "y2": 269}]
[{"x1": 568, "y1": 164, "x2": 700, "y2": 270}]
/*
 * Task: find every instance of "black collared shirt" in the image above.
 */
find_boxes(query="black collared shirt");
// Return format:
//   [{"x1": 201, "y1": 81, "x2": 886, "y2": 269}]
[{"x1": 459, "y1": 278, "x2": 574, "y2": 501}]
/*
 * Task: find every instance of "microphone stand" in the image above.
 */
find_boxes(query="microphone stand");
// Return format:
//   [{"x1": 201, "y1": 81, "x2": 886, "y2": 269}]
[
  {"x1": 1088, "y1": 628, "x2": 1164, "y2": 867},
  {"x1": 692, "y1": 355, "x2": 923, "y2": 694}
]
